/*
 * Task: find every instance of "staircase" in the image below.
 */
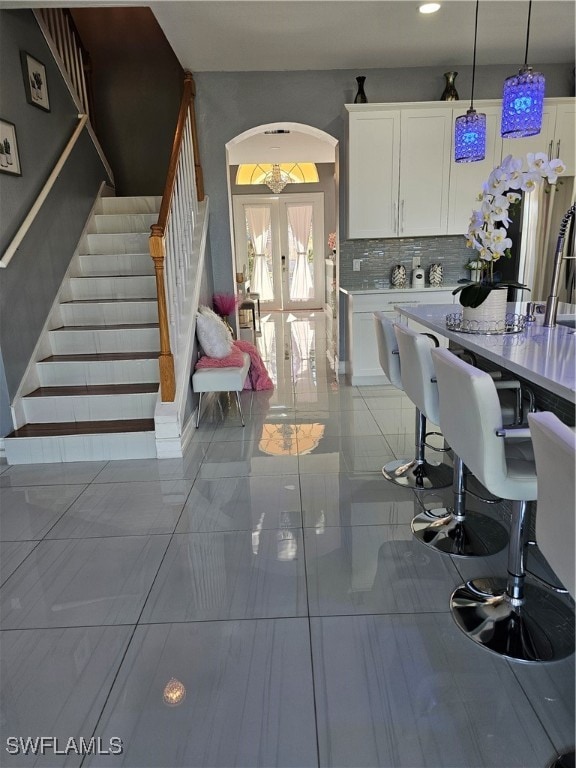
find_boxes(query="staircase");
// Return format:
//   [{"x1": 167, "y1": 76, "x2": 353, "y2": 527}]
[{"x1": 5, "y1": 195, "x2": 164, "y2": 464}]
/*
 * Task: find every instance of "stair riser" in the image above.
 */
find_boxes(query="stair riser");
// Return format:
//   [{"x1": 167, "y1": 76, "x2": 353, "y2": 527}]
[
  {"x1": 79, "y1": 253, "x2": 154, "y2": 276},
  {"x1": 70, "y1": 276, "x2": 157, "y2": 300},
  {"x1": 49, "y1": 328, "x2": 160, "y2": 355},
  {"x1": 61, "y1": 301, "x2": 158, "y2": 326},
  {"x1": 89, "y1": 213, "x2": 157, "y2": 235},
  {"x1": 96, "y1": 196, "x2": 161, "y2": 215},
  {"x1": 38, "y1": 360, "x2": 159, "y2": 387},
  {"x1": 5, "y1": 432, "x2": 157, "y2": 464},
  {"x1": 84, "y1": 233, "x2": 150, "y2": 255},
  {"x1": 23, "y1": 393, "x2": 157, "y2": 423}
]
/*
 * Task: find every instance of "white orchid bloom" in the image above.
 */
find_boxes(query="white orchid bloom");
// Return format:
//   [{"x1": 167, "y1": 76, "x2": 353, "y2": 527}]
[
  {"x1": 492, "y1": 238, "x2": 512, "y2": 256},
  {"x1": 527, "y1": 152, "x2": 550, "y2": 175},
  {"x1": 546, "y1": 158, "x2": 566, "y2": 184},
  {"x1": 520, "y1": 171, "x2": 541, "y2": 193},
  {"x1": 491, "y1": 229, "x2": 510, "y2": 246},
  {"x1": 469, "y1": 209, "x2": 483, "y2": 228},
  {"x1": 478, "y1": 245, "x2": 493, "y2": 262},
  {"x1": 506, "y1": 192, "x2": 522, "y2": 204},
  {"x1": 487, "y1": 169, "x2": 509, "y2": 195}
]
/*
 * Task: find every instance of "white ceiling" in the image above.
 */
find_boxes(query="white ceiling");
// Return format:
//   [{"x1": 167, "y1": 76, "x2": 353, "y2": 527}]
[
  {"x1": 3, "y1": 1, "x2": 575, "y2": 72},
  {"x1": 150, "y1": 1, "x2": 576, "y2": 72}
]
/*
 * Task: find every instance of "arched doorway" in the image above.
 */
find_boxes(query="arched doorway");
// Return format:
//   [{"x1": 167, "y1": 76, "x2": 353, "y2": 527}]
[{"x1": 226, "y1": 123, "x2": 339, "y2": 314}]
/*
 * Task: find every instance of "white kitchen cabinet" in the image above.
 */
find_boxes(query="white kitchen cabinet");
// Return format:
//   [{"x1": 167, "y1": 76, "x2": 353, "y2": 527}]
[
  {"x1": 501, "y1": 106, "x2": 557, "y2": 165},
  {"x1": 447, "y1": 106, "x2": 503, "y2": 236},
  {"x1": 399, "y1": 109, "x2": 452, "y2": 236},
  {"x1": 347, "y1": 106, "x2": 451, "y2": 239},
  {"x1": 342, "y1": 287, "x2": 456, "y2": 385},
  {"x1": 553, "y1": 102, "x2": 575, "y2": 175},
  {"x1": 348, "y1": 110, "x2": 400, "y2": 238},
  {"x1": 347, "y1": 98, "x2": 575, "y2": 241}
]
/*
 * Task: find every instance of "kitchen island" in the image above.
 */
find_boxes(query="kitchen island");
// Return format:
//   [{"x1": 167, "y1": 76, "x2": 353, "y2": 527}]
[
  {"x1": 340, "y1": 286, "x2": 458, "y2": 384},
  {"x1": 395, "y1": 303, "x2": 576, "y2": 412}
]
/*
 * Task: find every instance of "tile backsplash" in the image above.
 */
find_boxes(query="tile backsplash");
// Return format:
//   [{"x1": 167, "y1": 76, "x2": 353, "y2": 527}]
[{"x1": 339, "y1": 235, "x2": 470, "y2": 289}]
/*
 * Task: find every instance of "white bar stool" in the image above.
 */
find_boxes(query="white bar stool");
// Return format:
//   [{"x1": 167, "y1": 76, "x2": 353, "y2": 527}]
[
  {"x1": 373, "y1": 312, "x2": 452, "y2": 490},
  {"x1": 394, "y1": 322, "x2": 508, "y2": 557},
  {"x1": 528, "y1": 412, "x2": 575, "y2": 598},
  {"x1": 432, "y1": 347, "x2": 575, "y2": 662}
]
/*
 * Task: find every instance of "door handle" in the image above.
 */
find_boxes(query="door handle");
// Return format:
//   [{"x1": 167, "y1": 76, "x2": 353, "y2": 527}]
[
  {"x1": 548, "y1": 140, "x2": 553, "y2": 161},
  {"x1": 393, "y1": 202, "x2": 398, "y2": 233},
  {"x1": 400, "y1": 199, "x2": 405, "y2": 233},
  {"x1": 556, "y1": 140, "x2": 561, "y2": 159},
  {"x1": 281, "y1": 254, "x2": 286, "y2": 271}
]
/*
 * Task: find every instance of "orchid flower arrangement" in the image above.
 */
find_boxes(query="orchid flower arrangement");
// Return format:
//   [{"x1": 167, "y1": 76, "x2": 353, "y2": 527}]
[
  {"x1": 327, "y1": 232, "x2": 336, "y2": 252},
  {"x1": 454, "y1": 152, "x2": 566, "y2": 308}
]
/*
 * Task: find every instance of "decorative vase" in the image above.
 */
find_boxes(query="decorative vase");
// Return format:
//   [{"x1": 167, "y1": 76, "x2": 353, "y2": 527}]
[
  {"x1": 440, "y1": 71, "x2": 459, "y2": 101},
  {"x1": 354, "y1": 76, "x2": 368, "y2": 104},
  {"x1": 429, "y1": 263, "x2": 443, "y2": 286},
  {"x1": 462, "y1": 289, "x2": 508, "y2": 329},
  {"x1": 391, "y1": 264, "x2": 407, "y2": 288}
]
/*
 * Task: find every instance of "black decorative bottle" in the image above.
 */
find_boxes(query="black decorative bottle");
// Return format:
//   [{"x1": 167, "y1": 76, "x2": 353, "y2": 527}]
[{"x1": 354, "y1": 76, "x2": 368, "y2": 104}]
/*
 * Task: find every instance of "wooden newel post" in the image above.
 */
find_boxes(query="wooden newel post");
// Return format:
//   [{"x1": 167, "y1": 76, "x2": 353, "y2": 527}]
[{"x1": 149, "y1": 224, "x2": 176, "y2": 402}]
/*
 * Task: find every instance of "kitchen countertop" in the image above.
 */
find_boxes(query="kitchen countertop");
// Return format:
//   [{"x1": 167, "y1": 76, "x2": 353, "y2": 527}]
[
  {"x1": 394, "y1": 303, "x2": 576, "y2": 404},
  {"x1": 339, "y1": 286, "x2": 459, "y2": 296}
]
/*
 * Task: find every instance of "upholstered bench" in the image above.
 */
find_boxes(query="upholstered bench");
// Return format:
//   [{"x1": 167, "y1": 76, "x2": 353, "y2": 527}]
[{"x1": 192, "y1": 351, "x2": 251, "y2": 427}]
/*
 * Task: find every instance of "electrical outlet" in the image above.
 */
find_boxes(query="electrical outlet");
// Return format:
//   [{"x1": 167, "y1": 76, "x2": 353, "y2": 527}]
[
  {"x1": 353, "y1": 259, "x2": 362, "y2": 272},
  {"x1": 412, "y1": 256, "x2": 420, "y2": 270}
]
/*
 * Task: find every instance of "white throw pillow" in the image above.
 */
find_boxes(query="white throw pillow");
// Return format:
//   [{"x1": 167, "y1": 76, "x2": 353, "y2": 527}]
[{"x1": 196, "y1": 306, "x2": 233, "y2": 358}]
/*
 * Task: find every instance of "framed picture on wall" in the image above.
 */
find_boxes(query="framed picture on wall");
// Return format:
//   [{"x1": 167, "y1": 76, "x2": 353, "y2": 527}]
[
  {"x1": 0, "y1": 120, "x2": 22, "y2": 176},
  {"x1": 20, "y1": 51, "x2": 50, "y2": 112}
]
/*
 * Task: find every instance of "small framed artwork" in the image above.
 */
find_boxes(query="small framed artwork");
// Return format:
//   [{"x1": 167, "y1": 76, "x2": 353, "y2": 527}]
[
  {"x1": 20, "y1": 51, "x2": 50, "y2": 112},
  {"x1": 0, "y1": 120, "x2": 21, "y2": 176}
]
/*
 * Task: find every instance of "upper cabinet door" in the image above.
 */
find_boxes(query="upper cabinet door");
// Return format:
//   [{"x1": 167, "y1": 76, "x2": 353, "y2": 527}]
[
  {"x1": 553, "y1": 102, "x2": 575, "y2": 176},
  {"x1": 348, "y1": 110, "x2": 400, "y2": 238},
  {"x1": 500, "y1": 106, "x2": 556, "y2": 164},
  {"x1": 447, "y1": 106, "x2": 503, "y2": 236},
  {"x1": 399, "y1": 109, "x2": 452, "y2": 237}
]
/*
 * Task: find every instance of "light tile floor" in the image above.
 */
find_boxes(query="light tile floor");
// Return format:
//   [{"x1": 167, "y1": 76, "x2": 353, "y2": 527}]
[{"x1": 0, "y1": 311, "x2": 573, "y2": 768}]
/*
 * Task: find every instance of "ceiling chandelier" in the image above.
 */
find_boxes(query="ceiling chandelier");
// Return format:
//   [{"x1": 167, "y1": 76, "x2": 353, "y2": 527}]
[
  {"x1": 501, "y1": 0, "x2": 545, "y2": 138},
  {"x1": 454, "y1": 0, "x2": 486, "y2": 163},
  {"x1": 264, "y1": 163, "x2": 290, "y2": 194}
]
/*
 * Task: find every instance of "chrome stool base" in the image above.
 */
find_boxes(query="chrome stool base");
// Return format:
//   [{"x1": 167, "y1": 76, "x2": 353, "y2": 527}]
[
  {"x1": 382, "y1": 458, "x2": 452, "y2": 490},
  {"x1": 411, "y1": 508, "x2": 508, "y2": 557},
  {"x1": 450, "y1": 577, "x2": 575, "y2": 663}
]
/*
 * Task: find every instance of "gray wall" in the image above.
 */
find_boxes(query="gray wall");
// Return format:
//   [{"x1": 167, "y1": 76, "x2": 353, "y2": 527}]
[
  {"x1": 0, "y1": 10, "x2": 111, "y2": 433},
  {"x1": 194, "y1": 63, "x2": 574, "y2": 294}
]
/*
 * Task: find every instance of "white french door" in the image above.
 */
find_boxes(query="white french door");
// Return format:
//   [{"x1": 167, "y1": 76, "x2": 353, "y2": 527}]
[{"x1": 233, "y1": 193, "x2": 325, "y2": 311}]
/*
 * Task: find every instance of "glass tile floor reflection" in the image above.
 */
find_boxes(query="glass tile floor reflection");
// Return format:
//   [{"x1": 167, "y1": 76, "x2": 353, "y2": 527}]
[{"x1": 0, "y1": 311, "x2": 573, "y2": 768}]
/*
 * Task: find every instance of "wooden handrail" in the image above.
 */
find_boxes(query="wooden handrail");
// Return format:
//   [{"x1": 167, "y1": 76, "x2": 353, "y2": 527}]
[
  {"x1": 1, "y1": 114, "x2": 88, "y2": 268},
  {"x1": 150, "y1": 71, "x2": 204, "y2": 402}
]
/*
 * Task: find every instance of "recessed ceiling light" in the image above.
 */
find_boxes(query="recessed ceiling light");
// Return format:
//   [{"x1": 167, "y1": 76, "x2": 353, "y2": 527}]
[{"x1": 419, "y1": 3, "x2": 441, "y2": 14}]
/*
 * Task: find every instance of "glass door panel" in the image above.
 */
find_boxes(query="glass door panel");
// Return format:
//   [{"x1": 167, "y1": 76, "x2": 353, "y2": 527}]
[{"x1": 233, "y1": 193, "x2": 324, "y2": 311}]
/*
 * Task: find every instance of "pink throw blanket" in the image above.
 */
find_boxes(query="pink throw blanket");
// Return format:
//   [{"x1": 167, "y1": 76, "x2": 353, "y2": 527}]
[{"x1": 195, "y1": 339, "x2": 274, "y2": 391}]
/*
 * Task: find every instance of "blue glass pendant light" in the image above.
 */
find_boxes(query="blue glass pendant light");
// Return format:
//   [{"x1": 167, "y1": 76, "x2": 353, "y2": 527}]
[
  {"x1": 454, "y1": 0, "x2": 486, "y2": 162},
  {"x1": 501, "y1": 1, "x2": 545, "y2": 138}
]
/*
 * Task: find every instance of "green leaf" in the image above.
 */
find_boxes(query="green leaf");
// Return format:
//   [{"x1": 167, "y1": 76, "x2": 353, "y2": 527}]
[{"x1": 457, "y1": 284, "x2": 493, "y2": 308}]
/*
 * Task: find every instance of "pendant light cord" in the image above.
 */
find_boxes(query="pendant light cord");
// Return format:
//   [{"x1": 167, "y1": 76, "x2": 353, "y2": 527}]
[
  {"x1": 470, "y1": 0, "x2": 479, "y2": 110},
  {"x1": 524, "y1": 0, "x2": 532, "y2": 66}
]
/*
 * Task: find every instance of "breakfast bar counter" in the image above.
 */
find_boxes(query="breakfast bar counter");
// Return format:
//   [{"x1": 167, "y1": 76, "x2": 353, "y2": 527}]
[{"x1": 394, "y1": 303, "x2": 576, "y2": 405}]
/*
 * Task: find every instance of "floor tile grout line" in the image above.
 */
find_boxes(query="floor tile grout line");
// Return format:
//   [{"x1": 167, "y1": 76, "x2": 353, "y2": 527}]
[{"x1": 297, "y1": 468, "x2": 322, "y2": 768}]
